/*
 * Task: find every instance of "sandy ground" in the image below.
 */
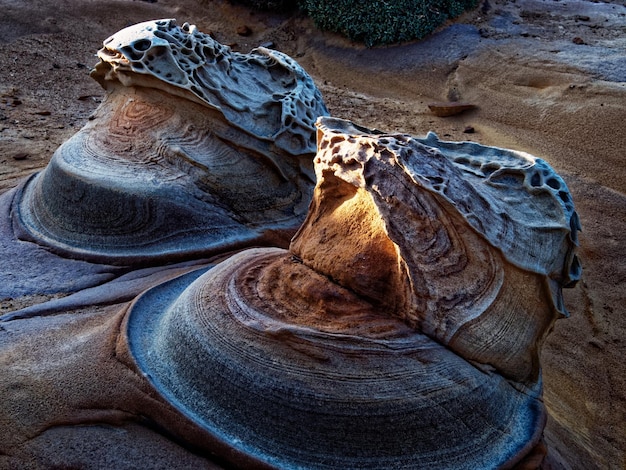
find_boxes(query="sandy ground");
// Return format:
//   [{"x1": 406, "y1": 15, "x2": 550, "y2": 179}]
[{"x1": 0, "y1": 0, "x2": 624, "y2": 468}]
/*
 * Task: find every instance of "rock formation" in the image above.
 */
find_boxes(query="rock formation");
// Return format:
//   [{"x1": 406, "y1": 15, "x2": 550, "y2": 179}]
[
  {"x1": 122, "y1": 116, "x2": 581, "y2": 467},
  {"x1": 0, "y1": 19, "x2": 327, "y2": 301},
  {"x1": 0, "y1": 20, "x2": 582, "y2": 470},
  {"x1": 14, "y1": 19, "x2": 327, "y2": 264}
]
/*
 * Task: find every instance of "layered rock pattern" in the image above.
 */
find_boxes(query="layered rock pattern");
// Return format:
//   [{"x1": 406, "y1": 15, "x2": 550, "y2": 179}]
[
  {"x1": 121, "y1": 116, "x2": 580, "y2": 468},
  {"x1": 0, "y1": 19, "x2": 581, "y2": 470},
  {"x1": 93, "y1": 19, "x2": 324, "y2": 156},
  {"x1": 297, "y1": 117, "x2": 582, "y2": 382},
  {"x1": 11, "y1": 19, "x2": 328, "y2": 265}
]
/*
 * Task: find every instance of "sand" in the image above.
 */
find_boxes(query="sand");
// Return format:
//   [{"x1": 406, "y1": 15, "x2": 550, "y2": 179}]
[{"x1": 0, "y1": 0, "x2": 624, "y2": 468}]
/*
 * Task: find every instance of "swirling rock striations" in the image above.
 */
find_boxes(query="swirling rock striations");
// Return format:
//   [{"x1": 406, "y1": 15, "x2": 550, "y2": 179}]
[
  {"x1": 125, "y1": 116, "x2": 580, "y2": 468},
  {"x1": 13, "y1": 19, "x2": 328, "y2": 264},
  {"x1": 301, "y1": 117, "x2": 582, "y2": 382}
]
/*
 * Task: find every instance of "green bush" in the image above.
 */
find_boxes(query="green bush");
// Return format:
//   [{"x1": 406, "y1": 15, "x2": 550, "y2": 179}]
[{"x1": 300, "y1": 0, "x2": 478, "y2": 46}]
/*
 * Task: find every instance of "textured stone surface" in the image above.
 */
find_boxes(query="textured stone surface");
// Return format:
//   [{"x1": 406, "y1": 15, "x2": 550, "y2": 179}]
[
  {"x1": 120, "y1": 116, "x2": 579, "y2": 467},
  {"x1": 298, "y1": 117, "x2": 580, "y2": 382},
  {"x1": 0, "y1": 300, "x2": 226, "y2": 470},
  {"x1": 0, "y1": 113, "x2": 580, "y2": 468},
  {"x1": 125, "y1": 248, "x2": 544, "y2": 468},
  {"x1": 0, "y1": 19, "x2": 327, "y2": 301},
  {"x1": 14, "y1": 19, "x2": 327, "y2": 265},
  {"x1": 1, "y1": 1, "x2": 624, "y2": 468},
  {"x1": 93, "y1": 19, "x2": 326, "y2": 156}
]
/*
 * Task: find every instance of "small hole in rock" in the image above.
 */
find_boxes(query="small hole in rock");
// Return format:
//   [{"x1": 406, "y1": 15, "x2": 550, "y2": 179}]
[
  {"x1": 530, "y1": 172, "x2": 542, "y2": 187},
  {"x1": 547, "y1": 178, "x2": 561, "y2": 189},
  {"x1": 133, "y1": 39, "x2": 152, "y2": 52}
]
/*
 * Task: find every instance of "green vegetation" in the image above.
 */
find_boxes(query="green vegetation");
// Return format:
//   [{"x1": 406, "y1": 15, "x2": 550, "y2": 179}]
[
  {"x1": 232, "y1": 0, "x2": 479, "y2": 46},
  {"x1": 300, "y1": 0, "x2": 478, "y2": 46}
]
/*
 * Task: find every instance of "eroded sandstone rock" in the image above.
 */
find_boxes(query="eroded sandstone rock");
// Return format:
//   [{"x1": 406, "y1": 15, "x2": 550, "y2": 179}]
[
  {"x1": 119, "y1": 117, "x2": 580, "y2": 467},
  {"x1": 0, "y1": 23, "x2": 580, "y2": 467},
  {"x1": 0, "y1": 19, "x2": 327, "y2": 304},
  {"x1": 12, "y1": 19, "x2": 328, "y2": 266}
]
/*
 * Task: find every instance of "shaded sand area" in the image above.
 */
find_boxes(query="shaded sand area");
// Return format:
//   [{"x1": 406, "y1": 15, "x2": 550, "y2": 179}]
[{"x1": 0, "y1": 0, "x2": 624, "y2": 468}]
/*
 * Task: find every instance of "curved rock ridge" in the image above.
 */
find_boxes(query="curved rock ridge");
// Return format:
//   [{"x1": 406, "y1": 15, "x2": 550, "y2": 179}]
[
  {"x1": 126, "y1": 248, "x2": 546, "y2": 470},
  {"x1": 92, "y1": 19, "x2": 328, "y2": 155},
  {"x1": 122, "y1": 116, "x2": 580, "y2": 468},
  {"x1": 11, "y1": 20, "x2": 328, "y2": 265}
]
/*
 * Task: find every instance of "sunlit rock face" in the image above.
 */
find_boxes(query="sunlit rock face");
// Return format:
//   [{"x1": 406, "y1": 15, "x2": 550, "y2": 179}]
[
  {"x1": 297, "y1": 117, "x2": 582, "y2": 383},
  {"x1": 13, "y1": 19, "x2": 328, "y2": 265},
  {"x1": 124, "y1": 116, "x2": 580, "y2": 468}
]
